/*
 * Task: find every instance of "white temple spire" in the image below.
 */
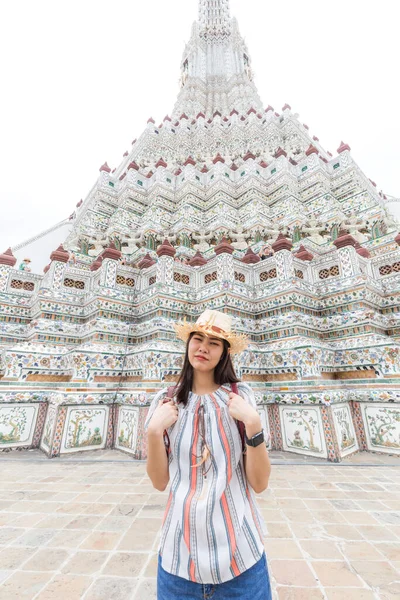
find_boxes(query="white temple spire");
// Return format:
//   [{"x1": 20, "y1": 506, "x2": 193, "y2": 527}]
[
  {"x1": 172, "y1": 0, "x2": 263, "y2": 118},
  {"x1": 199, "y1": 0, "x2": 231, "y2": 29}
]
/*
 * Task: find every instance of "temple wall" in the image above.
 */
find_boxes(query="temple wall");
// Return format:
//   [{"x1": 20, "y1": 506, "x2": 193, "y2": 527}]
[{"x1": 1, "y1": 391, "x2": 399, "y2": 462}]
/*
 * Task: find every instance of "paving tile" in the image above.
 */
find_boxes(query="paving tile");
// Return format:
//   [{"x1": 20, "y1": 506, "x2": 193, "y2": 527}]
[
  {"x1": 299, "y1": 540, "x2": 342, "y2": 560},
  {"x1": 83, "y1": 576, "x2": 138, "y2": 600},
  {"x1": 35, "y1": 515, "x2": 74, "y2": 529},
  {"x1": 350, "y1": 560, "x2": 400, "y2": 588},
  {"x1": 95, "y1": 516, "x2": 135, "y2": 532},
  {"x1": 0, "y1": 527, "x2": 24, "y2": 544},
  {"x1": 118, "y1": 526, "x2": 159, "y2": 551},
  {"x1": 65, "y1": 516, "x2": 101, "y2": 530},
  {"x1": 341, "y1": 541, "x2": 383, "y2": 561},
  {"x1": 267, "y1": 523, "x2": 294, "y2": 538},
  {"x1": 372, "y1": 511, "x2": 400, "y2": 526},
  {"x1": 46, "y1": 529, "x2": 91, "y2": 548},
  {"x1": 270, "y1": 560, "x2": 317, "y2": 587},
  {"x1": 0, "y1": 571, "x2": 52, "y2": 599},
  {"x1": 264, "y1": 539, "x2": 303, "y2": 559},
  {"x1": 103, "y1": 552, "x2": 148, "y2": 577},
  {"x1": 79, "y1": 531, "x2": 122, "y2": 551},
  {"x1": 342, "y1": 511, "x2": 379, "y2": 525},
  {"x1": 22, "y1": 548, "x2": 70, "y2": 571},
  {"x1": 357, "y1": 526, "x2": 398, "y2": 541},
  {"x1": 144, "y1": 553, "x2": 158, "y2": 577},
  {"x1": 10, "y1": 514, "x2": 45, "y2": 528},
  {"x1": 289, "y1": 523, "x2": 325, "y2": 539},
  {"x1": 62, "y1": 550, "x2": 108, "y2": 574},
  {"x1": 0, "y1": 546, "x2": 36, "y2": 569},
  {"x1": 35, "y1": 575, "x2": 92, "y2": 600},
  {"x1": 325, "y1": 588, "x2": 376, "y2": 599},
  {"x1": 83, "y1": 503, "x2": 114, "y2": 516},
  {"x1": 374, "y1": 542, "x2": 400, "y2": 561},
  {"x1": 12, "y1": 528, "x2": 56, "y2": 547},
  {"x1": 311, "y1": 561, "x2": 363, "y2": 587},
  {"x1": 109, "y1": 504, "x2": 141, "y2": 518},
  {"x1": 277, "y1": 588, "x2": 325, "y2": 600},
  {"x1": 132, "y1": 578, "x2": 157, "y2": 599},
  {"x1": 323, "y1": 524, "x2": 363, "y2": 541}
]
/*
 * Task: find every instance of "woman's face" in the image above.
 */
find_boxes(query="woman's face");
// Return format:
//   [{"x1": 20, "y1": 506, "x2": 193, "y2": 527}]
[{"x1": 188, "y1": 332, "x2": 225, "y2": 372}]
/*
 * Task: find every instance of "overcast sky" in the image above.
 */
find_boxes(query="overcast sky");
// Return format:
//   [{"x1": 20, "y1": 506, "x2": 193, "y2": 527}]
[{"x1": 1, "y1": 0, "x2": 399, "y2": 258}]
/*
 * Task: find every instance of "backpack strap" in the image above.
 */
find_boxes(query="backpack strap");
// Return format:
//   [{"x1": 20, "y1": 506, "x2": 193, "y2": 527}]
[
  {"x1": 162, "y1": 386, "x2": 178, "y2": 455},
  {"x1": 231, "y1": 382, "x2": 246, "y2": 453},
  {"x1": 164, "y1": 386, "x2": 177, "y2": 403}
]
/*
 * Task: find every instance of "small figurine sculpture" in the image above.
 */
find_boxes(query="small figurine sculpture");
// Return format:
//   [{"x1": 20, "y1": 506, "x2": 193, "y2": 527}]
[
  {"x1": 341, "y1": 212, "x2": 370, "y2": 243},
  {"x1": 67, "y1": 252, "x2": 77, "y2": 268},
  {"x1": 157, "y1": 229, "x2": 177, "y2": 244},
  {"x1": 302, "y1": 216, "x2": 326, "y2": 244},
  {"x1": 229, "y1": 224, "x2": 249, "y2": 250},
  {"x1": 383, "y1": 207, "x2": 399, "y2": 233},
  {"x1": 193, "y1": 227, "x2": 213, "y2": 252},
  {"x1": 262, "y1": 222, "x2": 286, "y2": 242},
  {"x1": 19, "y1": 258, "x2": 32, "y2": 272},
  {"x1": 121, "y1": 230, "x2": 145, "y2": 255},
  {"x1": 258, "y1": 245, "x2": 275, "y2": 260},
  {"x1": 88, "y1": 233, "x2": 108, "y2": 257}
]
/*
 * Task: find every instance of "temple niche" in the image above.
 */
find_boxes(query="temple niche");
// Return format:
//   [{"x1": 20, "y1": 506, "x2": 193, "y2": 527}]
[{"x1": 1, "y1": 0, "x2": 400, "y2": 461}]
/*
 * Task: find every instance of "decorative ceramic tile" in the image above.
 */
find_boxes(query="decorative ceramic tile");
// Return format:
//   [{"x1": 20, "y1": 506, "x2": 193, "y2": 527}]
[
  {"x1": 116, "y1": 406, "x2": 139, "y2": 453},
  {"x1": 0, "y1": 403, "x2": 38, "y2": 447},
  {"x1": 257, "y1": 405, "x2": 271, "y2": 449},
  {"x1": 60, "y1": 406, "x2": 109, "y2": 454},
  {"x1": 41, "y1": 404, "x2": 57, "y2": 452},
  {"x1": 361, "y1": 403, "x2": 400, "y2": 454},
  {"x1": 280, "y1": 406, "x2": 327, "y2": 458},
  {"x1": 332, "y1": 403, "x2": 358, "y2": 458}
]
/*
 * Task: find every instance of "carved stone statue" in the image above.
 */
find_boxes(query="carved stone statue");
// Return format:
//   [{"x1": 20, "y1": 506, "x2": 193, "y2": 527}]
[
  {"x1": 383, "y1": 208, "x2": 399, "y2": 233},
  {"x1": 156, "y1": 229, "x2": 177, "y2": 244},
  {"x1": 88, "y1": 233, "x2": 108, "y2": 257},
  {"x1": 18, "y1": 258, "x2": 32, "y2": 272},
  {"x1": 193, "y1": 227, "x2": 213, "y2": 252},
  {"x1": 341, "y1": 212, "x2": 370, "y2": 243},
  {"x1": 229, "y1": 224, "x2": 248, "y2": 250},
  {"x1": 121, "y1": 230, "x2": 145, "y2": 254},
  {"x1": 262, "y1": 222, "x2": 287, "y2": 242},
  {"x1": 302, "y1": 217, "x2": 326, "y2": 244}
]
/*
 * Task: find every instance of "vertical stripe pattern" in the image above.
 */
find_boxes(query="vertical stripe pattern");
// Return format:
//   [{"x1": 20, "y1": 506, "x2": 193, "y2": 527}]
[{"x1": 145, "y1": 382, "x2": 267, "y2": 585}]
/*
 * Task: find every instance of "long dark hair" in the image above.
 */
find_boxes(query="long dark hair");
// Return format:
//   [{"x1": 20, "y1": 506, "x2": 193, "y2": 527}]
[{"x1": 175, "y1": 332, "x2": 240, "y2": 406}]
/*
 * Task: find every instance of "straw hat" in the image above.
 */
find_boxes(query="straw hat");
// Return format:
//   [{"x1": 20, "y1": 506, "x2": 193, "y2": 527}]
[{"x1": 174, "y1": 309, "x2": 249, "y2": 355}]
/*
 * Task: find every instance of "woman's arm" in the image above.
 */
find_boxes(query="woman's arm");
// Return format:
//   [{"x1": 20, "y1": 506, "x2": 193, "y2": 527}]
[
  {"x1": 146, "y1": 398, "x2": 178, "y2": 492},
  {"x1": 228, "y1": 386, "x2": 271, "y2": 494},
  {"x1": 146, "y1": 428, "x2": 170, "y2": 492},
  {"x1": 243, "y1": 415, "x2": 271, "y2": 494}
]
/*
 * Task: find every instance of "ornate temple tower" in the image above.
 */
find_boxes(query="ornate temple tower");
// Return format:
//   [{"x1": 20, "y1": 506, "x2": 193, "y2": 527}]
[{"x1": 1, "y1": 0, "x2": 400, "y2": 461}]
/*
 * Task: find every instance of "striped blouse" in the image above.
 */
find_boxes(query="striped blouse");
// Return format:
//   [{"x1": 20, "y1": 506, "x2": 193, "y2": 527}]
[{"x1": 145, "y1": 382, "x2": 267, "y2": 585}]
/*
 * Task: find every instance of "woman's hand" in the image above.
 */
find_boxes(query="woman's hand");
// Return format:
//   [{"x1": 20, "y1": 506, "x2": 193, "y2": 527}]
[
  {"x1": 227, "y1": 392, "x2": 260, "y2": 429},
  {"x1": 148, "y1": 399, "x2": 179, "y2": 437}
]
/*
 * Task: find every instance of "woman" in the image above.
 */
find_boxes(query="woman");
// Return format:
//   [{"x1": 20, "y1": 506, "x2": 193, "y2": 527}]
[{"x1": 145, "y1": 309, "x2": 272, "y2": 599}]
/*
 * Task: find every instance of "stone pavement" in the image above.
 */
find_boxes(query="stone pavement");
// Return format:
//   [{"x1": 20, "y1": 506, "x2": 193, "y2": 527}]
[{"x1": 0, "y1": 450, "x2": 399, "y2": 599}]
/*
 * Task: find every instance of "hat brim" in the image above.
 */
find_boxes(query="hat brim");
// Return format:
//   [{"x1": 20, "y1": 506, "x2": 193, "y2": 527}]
[{"x1": 174, "y1": 321, "x2": 248, "y2": 355}]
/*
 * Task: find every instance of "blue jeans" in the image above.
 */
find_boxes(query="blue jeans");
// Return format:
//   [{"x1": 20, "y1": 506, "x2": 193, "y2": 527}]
[{"x1": 157, "y1": 553, "x2": 272, "y2": 600}]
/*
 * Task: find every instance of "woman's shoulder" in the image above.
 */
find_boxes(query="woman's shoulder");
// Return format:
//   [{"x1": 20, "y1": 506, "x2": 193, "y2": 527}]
[
  {"x1": 232, "y1": 381, "x2": 257, "y2": 406},
  {"x1": 235, "y1": 381, "x2": 253, "y2": 394},
  {"x1": 153, "y1": 386, "x2": 176, "y2": 402}
]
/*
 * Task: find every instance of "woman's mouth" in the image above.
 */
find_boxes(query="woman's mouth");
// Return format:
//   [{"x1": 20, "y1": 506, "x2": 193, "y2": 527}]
[{"x1": 195, "y1": 356, "x2": 208, "y2": 361}]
